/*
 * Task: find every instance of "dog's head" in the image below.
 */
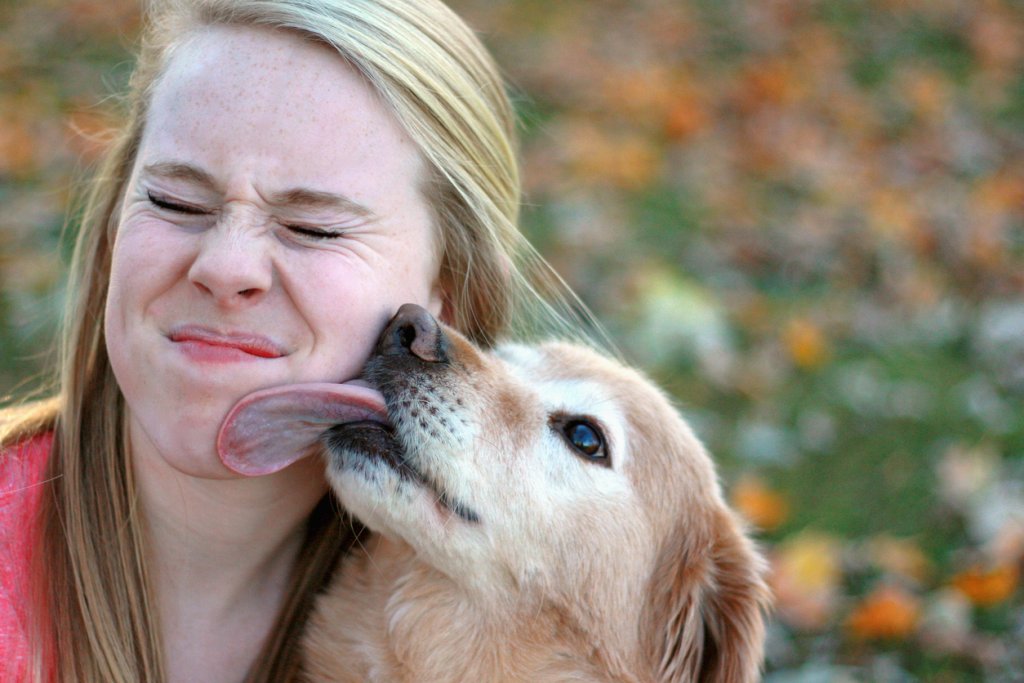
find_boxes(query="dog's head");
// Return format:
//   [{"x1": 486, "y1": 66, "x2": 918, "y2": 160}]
[{"x1": 219, "y1": 304, "x2": 770, "y2": 682}]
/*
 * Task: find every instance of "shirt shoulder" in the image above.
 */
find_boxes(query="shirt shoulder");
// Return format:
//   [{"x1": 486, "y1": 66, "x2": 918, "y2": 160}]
[
  {"x1": 0, "y1": 431, "x2": 53, "y2": 502},
  {"x1": 0, "y1": 431, "x2": 54, "y2": 682}
]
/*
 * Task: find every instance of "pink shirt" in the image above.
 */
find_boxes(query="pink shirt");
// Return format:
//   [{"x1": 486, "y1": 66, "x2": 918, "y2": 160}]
[{"x1": 0, "y1": 432, "x2": 52, "y2": 682}]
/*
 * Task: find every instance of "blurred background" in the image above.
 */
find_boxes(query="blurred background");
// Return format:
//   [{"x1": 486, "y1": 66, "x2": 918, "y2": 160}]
[{"x1": 1, "y1": 0, "x2": 1022, "y2": 680}]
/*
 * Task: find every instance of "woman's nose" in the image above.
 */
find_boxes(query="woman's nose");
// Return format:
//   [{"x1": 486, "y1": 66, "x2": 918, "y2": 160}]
[{"x1": 187, "y1": 221, "x2": 273, "y2": 307}]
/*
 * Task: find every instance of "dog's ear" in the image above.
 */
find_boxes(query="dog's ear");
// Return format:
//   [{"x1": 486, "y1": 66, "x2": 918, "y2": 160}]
[{"x1": 643, "y1": 508, "x2": 770, "y2": 683}]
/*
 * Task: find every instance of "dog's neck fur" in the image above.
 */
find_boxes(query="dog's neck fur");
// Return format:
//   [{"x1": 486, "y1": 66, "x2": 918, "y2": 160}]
[{"x1": 303, "y1": 533, "x2": 644, "y2": 683}]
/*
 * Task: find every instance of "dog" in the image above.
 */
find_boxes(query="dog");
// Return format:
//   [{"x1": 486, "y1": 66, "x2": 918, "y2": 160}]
[{"x1": 219, "y1": 304, "x2": 770, "y2": 682}]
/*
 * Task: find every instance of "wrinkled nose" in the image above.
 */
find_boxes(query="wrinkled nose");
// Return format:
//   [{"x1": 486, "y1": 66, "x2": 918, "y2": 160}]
[
  {"x1": 378, "y1": 303, "x2": 449, "y2": 363},
  {"x1": 188, "y1": 223, "x2": 272, "y2": 308}
]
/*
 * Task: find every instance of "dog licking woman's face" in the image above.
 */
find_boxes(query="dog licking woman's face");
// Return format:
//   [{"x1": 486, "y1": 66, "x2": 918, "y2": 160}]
[
  {"x1": 221, "y1": 305, "x2": 770, "y2": 681},
  {"x1": 325, "y1": 319, "x2": 672, "y2": 603},
  {"x1": 330, "y1": 307, "x2": 745, "y2": 591}
]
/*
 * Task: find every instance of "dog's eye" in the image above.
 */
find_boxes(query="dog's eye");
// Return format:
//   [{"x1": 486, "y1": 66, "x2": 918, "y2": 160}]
[{"x1": 553, "y1": 416, "x2": 609, "y2": 467}]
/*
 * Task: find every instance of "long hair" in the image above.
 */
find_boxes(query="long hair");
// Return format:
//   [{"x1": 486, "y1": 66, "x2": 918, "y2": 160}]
[{"x1": 0, "y1": 0, "x2": 592, "y2": 680}]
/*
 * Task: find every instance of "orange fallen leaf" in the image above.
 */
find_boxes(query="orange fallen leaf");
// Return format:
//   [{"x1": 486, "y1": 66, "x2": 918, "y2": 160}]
[
  {"x1": 732, "y1": 476, "x2": 790, "y2": 531},
  {"x1": 868, "y1": 188, "x2": 922, "y2": 242},
  {"x1": 0, "y1": 119, "x2": 38, "y2": 177},
  {"x1": 950, "y1": 563, "x2": 1019, "y2": 607},
  {"x1": 735, "y1": 58, "x2": 804, "y2": 111},
  {"x1": 783, "y1": 318, "x2": 829, "y2": 369},
  {"x1": 903, "y1": 68, "x2": 951, "y2": 121},
  {"x1": 664, "y1": 94, "x2": 710, "y2": 142},
  {"x1": 969, "y1": 9, "x2": 1024, "y2": 72},
  {"x1": 974, "y1": 171, "x2": 1024, "y2": 212},
  {"x1": 563, "y1": 122, "x2": 660, "y2": 191},
  {"x1": 770, "y1": 533, "x2": 843, "y2": 631},
  {"x1": 601, "y1": 66, "x2": 677, "y2": 123},
  {"x1": 846, "y1": 584, "x2": 921, "y2": 640}
]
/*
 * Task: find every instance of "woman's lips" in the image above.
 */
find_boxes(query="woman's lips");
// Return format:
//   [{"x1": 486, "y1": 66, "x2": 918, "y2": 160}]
[{"x1": 168, "y1": 325, "x2": 287, "y2": 361}]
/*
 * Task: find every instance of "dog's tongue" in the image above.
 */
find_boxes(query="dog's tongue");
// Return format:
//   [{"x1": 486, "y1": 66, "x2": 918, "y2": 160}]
[{"x1": 217, "y1": 381, "x2": 387, "y2": 476}]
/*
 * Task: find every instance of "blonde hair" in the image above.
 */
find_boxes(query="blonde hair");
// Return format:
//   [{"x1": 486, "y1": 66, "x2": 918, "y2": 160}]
[{"x1": 0, "y1": 0, "x2": 594, "y2": 680}]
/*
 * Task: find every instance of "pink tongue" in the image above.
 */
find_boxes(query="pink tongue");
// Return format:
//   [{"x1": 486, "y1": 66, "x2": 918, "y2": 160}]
[{"x1": 217, "y1": 382, "x2": 388, "y2": 476}]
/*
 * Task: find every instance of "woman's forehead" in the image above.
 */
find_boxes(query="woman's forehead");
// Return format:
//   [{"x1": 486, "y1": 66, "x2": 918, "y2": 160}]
[
  {"x1": 137, "y1": 24, "x2": 426, "y2": 212},
  {"x1": 149, "y1": 25, "x2": 402, "y2": 144}
]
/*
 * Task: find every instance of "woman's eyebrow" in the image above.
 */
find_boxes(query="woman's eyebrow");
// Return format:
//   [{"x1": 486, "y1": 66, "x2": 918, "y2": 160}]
[
  {"x1": 141, "y1": 161, "x2": 220, "y2": 189},
  {"x1": 269, "y1": 187, "x2": 377, "y2": 219}
]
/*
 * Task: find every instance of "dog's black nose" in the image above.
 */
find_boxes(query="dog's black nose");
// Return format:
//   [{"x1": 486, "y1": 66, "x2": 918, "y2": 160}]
[{"x1": 378, "y1": 304, "x2": 449, "y2": 363}]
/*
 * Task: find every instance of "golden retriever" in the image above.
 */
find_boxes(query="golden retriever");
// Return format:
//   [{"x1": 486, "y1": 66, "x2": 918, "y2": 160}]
[{"x1": 219, "y1": 304, "x2": 770, "y2": 682}]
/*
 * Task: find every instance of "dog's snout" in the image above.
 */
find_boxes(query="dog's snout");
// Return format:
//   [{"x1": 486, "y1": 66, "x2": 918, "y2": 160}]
[{"x1": 379, "y1": 303, "x2": 449, "y2": 363}]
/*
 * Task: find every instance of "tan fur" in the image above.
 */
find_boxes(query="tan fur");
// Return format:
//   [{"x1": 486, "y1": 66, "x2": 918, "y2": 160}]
[{"x1": 303, "y1": 335, "x2": 771, "y2": 682}]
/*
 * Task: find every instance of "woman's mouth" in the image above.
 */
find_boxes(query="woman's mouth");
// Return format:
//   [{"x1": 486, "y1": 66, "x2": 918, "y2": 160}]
[{"x1": 168, "y1": 325, "x2": 287, "y2": 362}]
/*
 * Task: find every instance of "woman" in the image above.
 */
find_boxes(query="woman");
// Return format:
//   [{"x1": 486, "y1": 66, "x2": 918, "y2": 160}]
[{"x1": 0, "y1": 0, "x2": 583, "y2": 680}]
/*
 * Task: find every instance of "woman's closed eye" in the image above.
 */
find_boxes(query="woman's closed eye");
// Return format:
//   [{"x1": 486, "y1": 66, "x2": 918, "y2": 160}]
[
  {"x1": 147, "y1": 191, "x2": 209, "y2": 215},
  {"x1": 284, "y1": 224, "x2": 348, "y2": 240}
]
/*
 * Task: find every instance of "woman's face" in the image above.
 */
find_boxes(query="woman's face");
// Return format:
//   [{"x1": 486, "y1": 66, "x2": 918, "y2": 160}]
[{"x1": 105, "y1": 25, "x2": 444, "y2": 478}]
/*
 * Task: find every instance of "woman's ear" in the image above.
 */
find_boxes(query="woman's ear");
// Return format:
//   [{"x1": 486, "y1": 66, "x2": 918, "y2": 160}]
[{"x1": 643, "y1": 508, "x2": 771, "y2": 682}]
